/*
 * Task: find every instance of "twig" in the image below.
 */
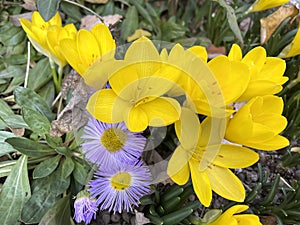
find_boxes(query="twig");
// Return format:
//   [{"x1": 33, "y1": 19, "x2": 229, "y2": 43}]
[
  {"x1": 62, "y1": 0, "x2": 104, "y2": 22},
  {"x1": 24, "y1": 41, "x2": 31, "y2": 88}
]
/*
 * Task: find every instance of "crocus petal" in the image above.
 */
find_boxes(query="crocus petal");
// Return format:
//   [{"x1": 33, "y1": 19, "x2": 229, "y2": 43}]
[
  {"x1": 242, "y1": 47, "x2": 266, "y2": 73},
  {"x1": 248, "y1": 0, "x2": 290, "y2": 12},
  {"x1": 190, "y1": 159, "x2": 212, "y2": 207},
  {"x1": 279, "y1": 26, "x2": 300, "y2": 58},
  {"x1": 139, "y1": 97, "x2": 181, "y2": 127},
  {"x1": 206, "y1": 166, "x2": 245, "y2": 202},
  {"x1": 245, "y1": 135, "x2": 289, "y2": 150},
  {"x1": 259, "y1": 57, "x2": 287, "y2": 84},
  {"x1": 253, "y1": 114, "x2": 287, "y2": 133},
  {"x1": 167, "y1": 145, "x2": 190, "y2": 185},
  {"x1": 249, "y1": 95, "x2": 283, "y2": 115},
  {"x1": 188, "y1": 46, "x2": 208, "y2": 62},
  {"x1": 175, "y1": 107, "x2": 201, "y2": 149},
  {"x1": 77, "y1": 29, "x2": 101, "y2": 69},
  {"x1": 86, "y1": 89, "x2": 126, "y2": 123},
  {"x1": 233, "y1": 215, "x2": 262, "y2": 225},
  {"x1": 210, "y1": 205, "x2": 249, "y2": 225},
  {"x1": 213, "y1": 144, "x2": 259, "y2": 168},
  {"x1": 125, "y1": 106, "x2": 148, "y2": 132},
  {"x1": 228, "y1": 44, "x2": 242, "y2": 61}
]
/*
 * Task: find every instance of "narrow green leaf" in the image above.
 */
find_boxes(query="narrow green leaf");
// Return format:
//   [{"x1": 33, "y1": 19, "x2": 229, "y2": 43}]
[
  {"x1": 0, "y1": 114, "x2": 29, "y2": 129},
  {"x1": 120, "y1": 6, "x2": 139, "y2": 42},
  {"x1": 33, "y1": 155, "x2": 61, "y2": 179},
  {"x1": 14, "y1": 87, "x2": 55, "y2": 121},
  {"x1": 0, "y1": 155, "x2": 31, "y2": 225},
  {"x1": 22, "y1": 106, "x2": 51, "y2": 135},
  {"x1": 6, "y1": 137, "x2": 55, "y2": 157},
  {"x1": 0, "y1": 65, "x2": 24, "y2": 79},
  {"x1": 3, "y1": 73, "x2": 25, "y2": 94},
  {"x1": 28, "y1": 58, "x2": 52, "y2": 91},
  {"x1": 37, "y1": 0, "x2": 61, "y2": 22},
  {"x1": 213, "y1": 0, "x2": 243, "y2": 44},
  {"x1": 39, "y1": 195, "x2": 71, "y2": 225},
  {"x1": 0, "y1": 131, "x2": 16, "y2": 141},
  {"x1": 0, "y1": 99, "x2": 14, "y2": 116},
  {"x1": 0, "y1": 142, "x2": 16, "y2": 157}
]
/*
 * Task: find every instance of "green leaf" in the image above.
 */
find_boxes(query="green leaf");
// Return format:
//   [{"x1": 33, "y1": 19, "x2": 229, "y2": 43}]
[
  {"x1": 38, "y1": 81, "x2": 55, "y2": 108},
  {"x1": 14, "y1": 87, "x2": 55, "y2": 121},
  {"x1": 37, "y1": 0, "x2": 61, "y2": 22},
  {"x1": 61, "y1": 157, "x2": 74, "y2": 178},
  {"x1": 3, "y1": 73, "x2": 25, "y2": 94},
  {"x1": 6, "y1": 137, "x2": 55, "y2": 157},
  {"x1": 39, "y1": 195, "x2": 71, "y2": 225},
  {"x1": 129, "y1": 0, "x2": 156, "y2": 30},
  {"x1": 21, "y1": 163, "x2": 70, "y2": 224},
  {"x1": 22, "y1": 106, "x2": 51, "y2": 135},
  {"x1": 120, "y1": 6, "x2": 139, "y2": 42},
  {"x1": 0, "y1": 155, "x2": 31, "y2": 225},
  {"x1": 213, "y1": 0, "x2": 243, "y2": 44},
  {"x1": 33, "y1": 155, "x2": 61, "y2": 179},
  {"x1": 0, "y1": 99, "x2": 14, "y2": 116},
  {"x1": 0, "y1": 114, "x2": 29, "y2": 129},
  {"x1": 28, "y1": 58, "x2": 52, "y2": 91},
  {"x1": 0, "y1": 142, "x2": 17, "y2": 157},
  {"x1": 73, "y1": 160, "x2": 89, "y2": 186},
  {"x1": 0, "y1": 65, "x2": 24, "y2": 79},
  {"x1": 0, "y1": 131, "x2": 16, "y2": 141}
]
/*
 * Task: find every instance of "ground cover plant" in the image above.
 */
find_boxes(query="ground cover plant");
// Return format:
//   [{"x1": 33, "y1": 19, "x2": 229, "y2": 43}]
[{"x1": 0, "y1": 0, "x2": 300, "y2": 225}]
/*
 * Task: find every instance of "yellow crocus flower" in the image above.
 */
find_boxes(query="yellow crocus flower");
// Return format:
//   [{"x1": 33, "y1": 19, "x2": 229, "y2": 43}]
[
  {"x1": 225, "y1": 95, "x2": 289, "y2": 150},
  {"x1": 228, "y1": 44, "x2": 288, "y2": 101},
  {"x1": 208, "y1": 205, "x2": 262, "y2": 225},
  {"x1": 167, "y1": 108, "x2": 259, "y2": 206},
  {"x1": 85, "y1": 37, "x2": 182, "y2": 132},
  {"x1": 248, "y1": 0, "x2": 290, "y2": 12},
  {"x1": 20, "y1": 11, "x2": 65, "y2": 67},
  {"x1": 59, "y1": 23, "x2": 116, "y2": 76},
  {"x1": 279, "y1": 25, "x2": 300, "y2": 58}
]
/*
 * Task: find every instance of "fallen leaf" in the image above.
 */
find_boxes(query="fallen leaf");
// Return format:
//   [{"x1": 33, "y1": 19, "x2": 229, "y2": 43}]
[
  {"x1": 207, "y1": 44, "x2": 226, "y2": 59},
  {"x1": 260, "y1": 5, "x2": 299, "y2": 44},
  {"x1": 291, "y1": 146, "x2": 300, "y2": 152},
  {"x1": 10, "y1": 12, "x2": 33, "y2": 26},
  {"x1": 127, "y1": 29, "x2": 151, "y2": 42},
  {"x1": 80, "y1": 14, "x2": 122, "y2": 30},
  {"x1": 259, "y1": 215, "x2": 277, "y2": 225},
  {"x1": 102, "y1": 14, "x2": 123, "y2": 27},
  {"x1": 135, "y1": 210, "x2": 151, "y2": 225},
  {"x1": 84, "y1": 0, "x2": 108, "y2": 3},
  {"x1": 9, "y1": 128, "x2": 25, "y2": 137},
  {"x1": 22, "y1": 0, "x2": 37, "y2": 11}
]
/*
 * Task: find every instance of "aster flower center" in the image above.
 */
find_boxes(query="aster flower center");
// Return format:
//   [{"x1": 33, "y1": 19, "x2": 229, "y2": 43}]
[
  {"x1": 101, "y1": 128, "x2": 127, "y2": 152},
  {"x1": 110, "y1": 172, "x2": 132, "y2": 190}
]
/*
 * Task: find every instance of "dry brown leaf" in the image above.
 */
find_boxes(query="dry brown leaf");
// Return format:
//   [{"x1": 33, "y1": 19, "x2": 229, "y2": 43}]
[
  {"x1": 260, "y1": 5, "x2": 299, "y2": 44},
  {"x1": 259, "y1": 215, "x2": 277, "y2": 225},
  {"x1": 9, "y1": 12, "x2": 33, "y2": 27},
  {"x1": 22, "y1": 0, "x2": 37, "y2": 11},
  {"x1": 135, "y1": 210, "x2": 151, "y2": 225},
  {"x1": 291, "y1": 146, "x2": 300, "y2": 152},
  {"x1": 10, "y1": 128, "x2": 25, "y2": 137},
  {"x1": 207, "y1": 44, "x2": 226, "y2": 59},
  {"x1": 80, "y1": 14, "x2": 122, "y2": 30},
  {"x1": 84, "y1": 0, "x2": 108, "y2": 3}
]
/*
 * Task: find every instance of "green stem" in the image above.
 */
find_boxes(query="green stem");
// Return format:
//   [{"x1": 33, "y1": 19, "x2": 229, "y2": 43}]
[
  {"x1": 58, "y1": 66, "x2": 64, "y2": 89},
  {"x1": 49, "y1": 59, "x2": 60, "y2": 93}
]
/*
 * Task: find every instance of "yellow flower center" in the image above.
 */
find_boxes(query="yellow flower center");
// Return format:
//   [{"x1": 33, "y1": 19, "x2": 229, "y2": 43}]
[
  {"x1": 101, "y1": 128, "x2": 127, "y2": 152},
  {"x1": 110, "y1": 172, "x2": 132, "y2": 190}
]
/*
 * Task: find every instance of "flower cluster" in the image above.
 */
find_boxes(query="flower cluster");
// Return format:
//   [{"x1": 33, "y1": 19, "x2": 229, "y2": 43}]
[{"x1": 20, "y1": 11, "x2": 289, "y2": 225}]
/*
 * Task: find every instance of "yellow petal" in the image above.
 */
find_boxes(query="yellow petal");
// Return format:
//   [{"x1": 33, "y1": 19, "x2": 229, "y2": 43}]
[
  {"x1": 188, "y1": 46, "x2": 208, "y2": 62},
  {"x1": 249, "y1": 95, "x2": 283, "y2": 115},
  {"x1": 190, "y1": 159, "x2": 212, "y2": 207},
  {"x1": 167, "y1": 145, "x2": 190, "y2": 185},
  {"x1": 77, "y1": 29, "x2": 101, "y2": 69},
  {"x1": 48, "y1": 12, "x2": 62, "y2": 26},
  {"x1": 248, "y1": 0, "x2": 290, "y2": 12},
  {"x1": 279, "y1": 26, "x2": 300, "y2": 58},
  {"x1": 228, "y1": 44, "x2": 242, "y2": 61},
  {"x1": 259, "y1": 57, "x2": 287, "y2": 84},
  {"x1": 206, "y1": 165, "x2": 245, "y2": 202},
  {"x1": 125, "y1": 106, "x2": 148, "y2": 132},
  {"x1": 140, "y1": 97, "x2": 181, "y2": 127},
  {"x1": 90, "y1": 23, "x2": 116, "y2": 59},
  {"x1": 210, "y1": 205, "x2": 249, "y2": 225},
  {"x1": 233, "y1": 215, "x2": 262, "y2": 225},
  {"x1": 175, "y1": 107, "x2": 201, "y2": 149},
  {"x1": 245, "y1": 135, "x2": 289, "y2": 150},
  {"x1": 242, "y1": 47, "x2": 266, "y2": 72},
  {"x1": 213, "y1": 144, "x2": 259, "y2": 168},
  {"x1": 86, "y1": 89, "x2": 126, "y2": 123},
  {"x1": 253, "y1": 114, "x2": 287, "y2": 133}
]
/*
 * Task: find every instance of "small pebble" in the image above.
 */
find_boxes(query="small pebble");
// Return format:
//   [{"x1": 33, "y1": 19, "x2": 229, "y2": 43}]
[{"x1": 111, "y1": 213, "x2": 121, "y2": 223}]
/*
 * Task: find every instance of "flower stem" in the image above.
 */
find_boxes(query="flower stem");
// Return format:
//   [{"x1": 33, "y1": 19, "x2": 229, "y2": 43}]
[
  {"x1": 58, "y1": 66, "x2": 64, "y2": 88},
  {"x1": 49, "y1": 59, "x2": 60, "y2": 93}
]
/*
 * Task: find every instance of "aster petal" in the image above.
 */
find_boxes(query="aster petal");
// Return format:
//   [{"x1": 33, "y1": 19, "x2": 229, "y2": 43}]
[
  {"x1": 188, "y1": 46, "x2": 208, "y2": 62},
  {"x1": 77, "y1": 29, "x2": 101, "y2": 69},
  {"x1": 167, "y1": 145, "x2": 190, "y2": 185},
  {"x1": 91, "y1": 24, "x2": 116, "y2": 58},
  {"x1": 213, "y1": 144, "x2": 259, "y2": 168},
  {"x1": 206, "y1": 166, "x2": 245, "y2": 202},
  {"x1": 245, "y1": 135, "x2": 289, "y2": 150},
  {"x1": 234, "y1": 214, "x2": 263, "y2": 225},
  {"x1": 190, "y1": 159, "x2": 212, "y2": 207},
  {"x1": 139, "y1": 97, "x2": 181, "y2": 127},
  {"x1": 228, "y1": 44, "x2": 242, "y2": 61},
  {"x1": 87, "y1": 89, "x2": 126, "y2": 123}
]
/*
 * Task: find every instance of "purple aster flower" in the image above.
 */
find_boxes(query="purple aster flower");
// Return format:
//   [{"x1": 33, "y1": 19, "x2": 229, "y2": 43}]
[
  {"x1": 81, "y1": 117, "x2": 146, "y2": 167},
  {"x1": 89, "y1": 161, "x2": 152, "y2": 213},
  {"x1": 73, "y1": 190, "x2": 98, "y2": 224}
]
